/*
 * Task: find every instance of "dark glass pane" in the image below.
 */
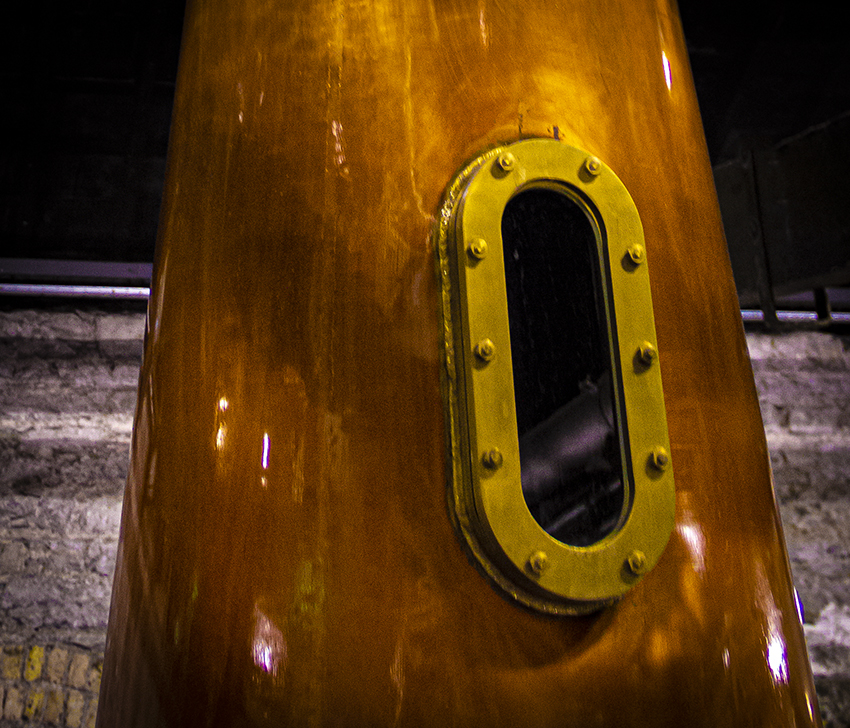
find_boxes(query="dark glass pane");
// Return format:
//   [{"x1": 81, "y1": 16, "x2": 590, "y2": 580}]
[{"x1": 502, "y1": 187, "x2": 624, "y2": 547}]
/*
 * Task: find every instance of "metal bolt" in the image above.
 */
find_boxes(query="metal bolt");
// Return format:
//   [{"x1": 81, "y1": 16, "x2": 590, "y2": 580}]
[
  {"x1": 650, "y1": 446, "x2": 670, "y2": 471},
  {"x1": 627, "y1": 550, "x2": 648, "y2": 575},
  {"x1": 584, "y1": 156, "x2": 602, "y2": 176},
  {"x1": 496, "y1": 152, "x2": 516, "y2": 172},
  {"x1": 638, "y1": 341, "x2": 658, "y2": 366},
  {"x1": 627, "y1": 243, "x2": 646, "y2": 265},
  {"x1": 474, "y1": 338, "x2": 496, "y2": 362},
  {"x1": 468, "y1": 238, "x2": 488, "y2": 260},
  {"x1": 527, "y1": 551, "x2": 549, "y2": 576},
  {"x1": 482, "y1": 448, "x2": 503, "y2": 469}
]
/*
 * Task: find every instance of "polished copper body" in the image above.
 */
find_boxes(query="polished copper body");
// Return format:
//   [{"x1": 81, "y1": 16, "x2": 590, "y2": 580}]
[{"x1": 98, "y1": 0, "x2": 821, "y2": 725}]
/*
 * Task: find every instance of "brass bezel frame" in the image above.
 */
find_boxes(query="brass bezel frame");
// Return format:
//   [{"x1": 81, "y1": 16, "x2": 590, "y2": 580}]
[{"x1": 436, "y1": 139, "x2": 675, "y2": 615}]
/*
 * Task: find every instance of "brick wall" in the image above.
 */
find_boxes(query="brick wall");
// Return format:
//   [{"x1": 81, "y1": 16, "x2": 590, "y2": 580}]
[
  {"x1": 1, "y1": 646, "x2": 101, "y2": 727},
  {"x1": 0, "y1": 309, "x2": 847, "y2": 727},
  {"x1": 0, "y1": 310, "x2": 139, "y2": 728}
]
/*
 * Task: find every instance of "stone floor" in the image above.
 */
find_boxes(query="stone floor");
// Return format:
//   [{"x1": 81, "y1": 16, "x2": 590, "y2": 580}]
[{"x1": 0, "y1": 308, "x2": 848, "y2": 726}]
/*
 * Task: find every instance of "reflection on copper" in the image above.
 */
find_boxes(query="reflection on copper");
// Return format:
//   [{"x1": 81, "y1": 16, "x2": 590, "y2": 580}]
[
  {"x1": 292, "y1": 439, "x2": 304, "y2": 504},
  {"x1": 806, "y1": 691, "x2": 817, "y2": 722},
  {"x1": 478, "y1": 0, "x2": 489, "y2": 48},
  {"x1": 662, "y1": 51, "x2": 672, "y2": 90},
  {"x1": 794, "y1": 588, "x2": 805, "y2": 624},
  {"x1": 262, "y1": 433, "x2": 270, "y2": 470},
  {"x1": 676, "y1": 519, "x2": 705, "y2": 573},
  {"x1": 390, "y1": 640, "x2": 405, "y2": 723},
  {"x1": 331, "y1": 120, "x2": 349, "y2": 177},
  {"x1": 252, "y1": 606, "x2": 287, "y2": 677},
  {"x1": 756, "y1": 564, "x2": 790, "y2": 686},
  {"x1": 215, "y1": 397, "x2": 229, "y2": 451},
  {"x1": 261, "y1": 432, "x2": 270, "y2": 488},
  {"x1": 148, "y1": 247, "x2": 167, "y2": 344},
  {"x1": 767, "y1": 633, "x2": 789, "y2": 685},
  {"x1": 647, "y1": 628, "x2": 670, "y2": 666}
]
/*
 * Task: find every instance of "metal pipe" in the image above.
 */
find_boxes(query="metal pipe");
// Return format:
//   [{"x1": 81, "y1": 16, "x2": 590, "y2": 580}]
[{"x1": 0, "y1": 283, "x2": 151, "y2": 299}]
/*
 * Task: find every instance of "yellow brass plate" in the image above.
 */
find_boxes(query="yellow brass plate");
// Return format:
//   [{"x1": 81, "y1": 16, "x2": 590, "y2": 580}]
[{"x1": 436, "y1": 138, "x2": 675, "y2": 614}]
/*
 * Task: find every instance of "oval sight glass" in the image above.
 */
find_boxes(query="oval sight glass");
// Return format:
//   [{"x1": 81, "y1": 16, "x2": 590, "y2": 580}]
[
  {"x1": 501, "y1": 186, "x2": 627, "y2": 547},
  {"x1": 436, "y1": 138, "x2": 675, "y2": 615}
]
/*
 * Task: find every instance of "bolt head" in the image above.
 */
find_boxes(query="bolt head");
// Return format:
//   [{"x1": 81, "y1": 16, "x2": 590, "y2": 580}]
[
  {"x1": 638, "y1": 341, "x2": 657, "y2": 365},
  {"x1": 496, "y1": 152, "x2": 516, "y2": 172},
  {"x1": 468, "y1": 238, "x2": 488, "y2": 260},
  {"x1": 584, "y1": 156, "x2": 602, "y2": 176},
  {"x1": 627, "y1": 244, "x2": 646, "y2": 265},
  {"x1": 627, "y1": 550, "x2": 648, "y2": 575},
  {"x1": 474, "y1": 338, "x2": 496, "y2": 362},
  {"x1": 650, "y1": 447, "x2": 670, "y2": 471},
  {"x1": 483, "y1": 448, "x2": 503, "y2": 469},
  {"x1": 527, "y1": 551, "x2": 549, "y2": 576}
]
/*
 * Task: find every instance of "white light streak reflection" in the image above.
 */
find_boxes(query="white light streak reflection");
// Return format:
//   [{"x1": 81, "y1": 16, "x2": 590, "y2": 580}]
[
  {"x1": 252, "y1": 607, "x2": 286, "y2": 677},
  {"x1": 215, "y1": 397, "x2": 228, "y2": 451},
  {"x1": 767, "y1": 634, "x2": 789, "y2": 684},
  {"x1": 478, "y1": 1, "x2": 489, "y2": 48},
  {"x1": 260, "y1": 432, "x2": 271, "y2": 488},
  {"x1": 676, "y1": 519, "x2": 706, "y2": 572},
  {"x1": 662, "y1": 51, "x2": 672, "y2": 90},
  {"x1": 794, "y1": 588, "x2": 805, "y2": 624},
  {"x1": 331, "y1": 120, "x2": 346, "y2": 168},
  {"x1": 756, "y1": 565, "x2": 790, "y2": 686}
]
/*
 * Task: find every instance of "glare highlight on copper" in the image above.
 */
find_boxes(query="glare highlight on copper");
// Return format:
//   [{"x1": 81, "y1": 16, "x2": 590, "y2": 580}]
[
  {"x1": 215, "y1": 397, "x2": 229, "y2": 451},
  {"x1": 252, "y1": 607, "x2": 286, "y2": 677},
  {"x1": 677, "y1": 520, "x2": 706, "y2": 572},
  {"x1": 478, "y1": 1, "x2": 489, "y2": 48},
  {"x1": 662, "y1": 51, "x2": 672, "y2": 90},
  {"x1": 767, "y1": 633, "x2": 789, "y2": 685},
  {"x1": 262, "y1": 433, "x2": 270, "y2": 470}
]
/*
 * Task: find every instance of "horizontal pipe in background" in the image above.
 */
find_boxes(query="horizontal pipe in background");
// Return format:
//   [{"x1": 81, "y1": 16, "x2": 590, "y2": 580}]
[
  {"x1": 2, "y1": 283, "x2": 848, "y2": 324},
  {"x1": 0, "y1": 283, "x2": 151, "y2": 299}
]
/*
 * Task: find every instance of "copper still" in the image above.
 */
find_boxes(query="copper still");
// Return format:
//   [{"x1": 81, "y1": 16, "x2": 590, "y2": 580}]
[{"x1": 97, "y1": 0, "x2": 822, "y2": 725}]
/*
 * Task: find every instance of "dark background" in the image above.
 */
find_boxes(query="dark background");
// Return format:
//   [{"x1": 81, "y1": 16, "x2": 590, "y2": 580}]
[
  {"x1": 1, "y1": 0, "x2": 847, "y2": 301},
  {"x1": 0, "y1": 0, "x2": 184, "y2": 266}
]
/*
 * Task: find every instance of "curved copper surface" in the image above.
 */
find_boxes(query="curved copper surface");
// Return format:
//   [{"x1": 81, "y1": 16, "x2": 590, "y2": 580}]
[{"x1": 98, "y1": 0, "x2": 821, "y2": 725}]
